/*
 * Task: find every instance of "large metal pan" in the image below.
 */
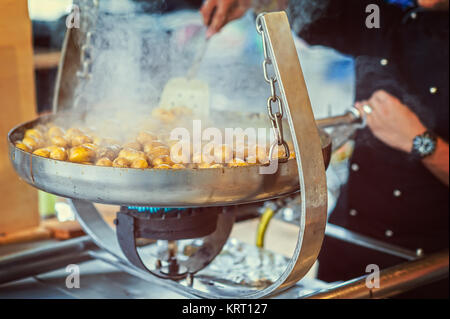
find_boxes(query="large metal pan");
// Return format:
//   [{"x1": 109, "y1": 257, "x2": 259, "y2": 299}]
[{"x1": 8, "y1": 114, "x2": 331, "y2": 207}]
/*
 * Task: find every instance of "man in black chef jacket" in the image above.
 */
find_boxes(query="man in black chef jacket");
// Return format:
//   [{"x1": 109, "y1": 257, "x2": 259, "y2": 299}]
[{"x1": 200, "y1": 0, "x2": 449, "y2": 298}]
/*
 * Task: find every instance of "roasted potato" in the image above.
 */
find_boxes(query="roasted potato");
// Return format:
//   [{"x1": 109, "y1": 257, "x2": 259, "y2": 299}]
[
  {"x1": 142, "y1": 140, "x2": 166, "y2": 154},
  {"x1": 228, "y1": 158, "x2": 247, "y2": 167},
  {"x1": 33, "y1": 148, "x2": 50, "y2": 158},
  {"x1": 47, "y1": 126, "x2": 65, "y2": 138},
  {"x1": 96, "y1": 146, "x2": 118, "y2": 161},
  {"x1": 136, "y1": 131, "x2": 156, "y2": 145},
  {"x1": 22, "y1": 136, "x2": 41, "y2": 151},
  {"x1": 171, "y1": 163, "x2": 186, "y2": 169},
  {"x1": 64, "y1": 128, "x2": 84, "y2": 140},
  {"x1": 147, "y1": 146, "x2": 170, "y2": 160},
  {"x1": 15, "y1": 142, "x2": 30, "y2": 152},
  {"x1": 151, "y1": 155, "x2": 173, "y2": 167},
  {"x1": 130, "y1": 158, "x2": 149, "y2": 169},
  {"x1": 24, "y1": 129, "x2": 44, "y2": 141},
  {"x1": 169, "y1": 142, "x2": 191, "y2": 164},
  {"x1": 50, "y1": 135, "x2": 69, "y2": 148},
  {"x1": 71, "y1": 134, "x2": 93, "y2": 147},
  {"x1": 48, "y1": 146, "x2": 68, "y2": 161},
  {"x1": 69, "y1": 145, "x2": 96, "y2": 163},
  {"x1": 122, "y1": 141, "x2": 142, "y2": 151},
  {"x1": 112, "y1": 157, "x2": 130, "y2": 168},
  {"x1": 96, "y1": 157, "x2": 113, "y2": 167},
  {"x1": 118, "y1": 148, "x2": 147, "y2": 162}
]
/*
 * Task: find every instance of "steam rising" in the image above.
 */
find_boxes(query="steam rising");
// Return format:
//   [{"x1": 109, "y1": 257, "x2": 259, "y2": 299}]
[{"x1": 59, "y1": 1, "x2": 274, "y2": 144}]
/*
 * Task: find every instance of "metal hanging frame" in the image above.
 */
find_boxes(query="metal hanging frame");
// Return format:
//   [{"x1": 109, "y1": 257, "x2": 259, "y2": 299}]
[{"x1": 49, "y1": 11, "x2": 328, "y2": 298}]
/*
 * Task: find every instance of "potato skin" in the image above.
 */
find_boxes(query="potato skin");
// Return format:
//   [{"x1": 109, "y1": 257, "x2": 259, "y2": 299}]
[
  {"x1": 69, "y1": 145, "x2": 96, "y2": 163},
  {"x1": 25, "y1": 129, "x2": 44, "y2": 141},
  {"x1": 112, "y1": 157, "x2": 130, "y2": 168},
  {"x1": 142, "y1": 140, "x2": 166, "y2": 154},
  {"x1": 33, "y1": 148, "x2": 51, "y2": 158},
  {"x1": 147, "y1": 146, "x2": 170, "y2": 160},
  {"x1": 136, "y1": 131, "x2": 156, "y2": 145},
  {"x1": 130, "y1": 158, "x2": 149, "y2": 169},
  {"x1": 96, "y1": 157, "x2": 113, "y2": 167},
  {"x1": 48, "y1": 146, "x2": 68, "y2": 161},
  {"x1": 15, "y1": 142, "x2": 30, "y2": 152},
  {"x1": 96, "y1": 146, "x2": 118, "y2": 161},
  {"x1": 47, "y1": 126, "x2": 65, "y2": 138},
  {"x1": 71, "y1": 134, "x2": 93, "y2": 147},
  {"x1": 22, "y1": 136, "x2": 41, "y2": 151},
  {"x1": 50, "y1": 135, "x2": 69, "y2": 148},
  {"x1": 151, "y1": 155, "x2": 173, "y2": 167},
  {"x1": 118, "y1": 148, "x2": 147, "y2": 162}
]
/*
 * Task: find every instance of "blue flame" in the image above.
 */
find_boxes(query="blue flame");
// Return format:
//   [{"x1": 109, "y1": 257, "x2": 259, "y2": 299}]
[{"x1": 127, "y1": 206, "x2": 186, "y2": 213}]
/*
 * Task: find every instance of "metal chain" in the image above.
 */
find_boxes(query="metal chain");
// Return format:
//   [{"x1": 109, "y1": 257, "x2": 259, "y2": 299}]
[
  {"x1": 76, "y1": 0, "x2": 99, "y2": 80},
  {"x1": 256, "y1": 13, "x2": 290, "y2": 163},
  {"x1": 73, "y1": 0, "x2": 99, "y2": 110}
]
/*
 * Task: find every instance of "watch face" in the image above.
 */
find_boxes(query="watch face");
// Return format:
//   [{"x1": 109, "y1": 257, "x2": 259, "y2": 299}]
[{"x1": 413, "y1": 135, "x2": 436, "y2": 156}]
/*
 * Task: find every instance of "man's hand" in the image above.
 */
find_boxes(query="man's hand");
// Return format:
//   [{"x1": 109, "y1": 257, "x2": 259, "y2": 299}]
[
  {"x1": 356, "y1": 90, "x2": 449, "y2": 186},
  {"x1": 355, "y1": 90, "x2": 427, "y2": 153},
  {"x1": 200, "y1": 0, "x2": 251, "y2": 38}
]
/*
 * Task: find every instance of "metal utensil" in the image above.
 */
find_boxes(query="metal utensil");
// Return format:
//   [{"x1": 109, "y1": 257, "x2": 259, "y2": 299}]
[{"x1": 159, "y1": 24, "x2": 211, "y2": 119}]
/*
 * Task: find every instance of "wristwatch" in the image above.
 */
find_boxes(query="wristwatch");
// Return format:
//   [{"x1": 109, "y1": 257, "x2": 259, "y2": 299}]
[{"x1": 411, "y1": 130, "x2": 437, "y2": 159}]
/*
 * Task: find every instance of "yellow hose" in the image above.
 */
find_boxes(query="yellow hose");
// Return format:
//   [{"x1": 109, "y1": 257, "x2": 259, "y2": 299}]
[{"x1": 256, "y1": 206, "x2": 275, "y2": 248}]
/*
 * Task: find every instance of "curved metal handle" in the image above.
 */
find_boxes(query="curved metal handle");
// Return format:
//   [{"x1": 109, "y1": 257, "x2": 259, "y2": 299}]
[{"x1": 250, "y1": 12, "x2": 328, "y2": 298}]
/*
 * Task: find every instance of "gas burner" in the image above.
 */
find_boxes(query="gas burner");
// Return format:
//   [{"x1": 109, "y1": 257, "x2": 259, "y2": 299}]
[
  {"x1": 118, "y1": 206, "x2": 219, "y2": 240},
  {"x1": 115, "y1": 206, "x2": 234, "y2": 280}
]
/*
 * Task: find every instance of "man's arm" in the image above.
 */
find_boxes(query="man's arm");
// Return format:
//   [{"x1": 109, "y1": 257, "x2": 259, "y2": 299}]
[
  {"x1": 423, "y1": 138, "x2": 449, "y2": 186},
  {"x1": 200, "y1": 0, "x2": 404, "y2": 58},
  {"x1": 201, "y1": 0, "x2": 288, "y2": 37},
  {"x1": 356, "y1": 90, "x2": 449, "y2": 186}
]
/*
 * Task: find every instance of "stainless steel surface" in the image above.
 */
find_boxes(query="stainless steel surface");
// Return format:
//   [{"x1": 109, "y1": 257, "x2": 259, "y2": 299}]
[
  {"x1": 304, "y1": 250, "x2": 449, "y2": 299},
  {"x1": 316, "y1": 108, "x2": 362, "y2": 129},
  {"x1": 8, "y1": 114, "x2": 330, "y2": 207},
  {"x1": 248, "y1": 12, "x2": 328, "y2": 297},
  {"x1": 325, "y1": 223, "x2": 419, "y2": 260},
  {"x1": 0, "y1": 236, "x2": 96, "y2": 285},
  {"x1": 0, "y1": 245, "x2": 329, "y2": 299}
]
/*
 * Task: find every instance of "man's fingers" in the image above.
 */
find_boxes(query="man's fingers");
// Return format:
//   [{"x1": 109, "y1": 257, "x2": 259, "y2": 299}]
[
  {"x1": 201, "y1": 0, "x2": 218, "y2": 26},
  {"x1": 209, "y1": 0, "x2": 231, "y2": 34},
  {"x1": 356, "y1": 100, "x2": 378, "y2": 129},
  {"x1": 372, "y1": 89, "x2": 389, "y2": 102}
]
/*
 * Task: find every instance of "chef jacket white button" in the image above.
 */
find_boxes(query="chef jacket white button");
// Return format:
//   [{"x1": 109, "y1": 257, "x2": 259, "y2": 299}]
[
  {"x1": 349, "y1": 209, "x2": 358, "y2": 216},
  {"x1": 380, "y1": 58, "x2": 388, "y2": 66},
  {"x1": 393, "y1": 189, "x2": 402, "y2": 197},
  {"x1": 429, "y1": 86, "x2": 438, "y2": 94},
  {"x1": 410, "y1": 12, "x2": 417, "y2": 19},
  {"x1": 385, "y1": 229, "x2": 394, "y2": 237},
  {"x1": 351, "y1": 163, "x2": 359, "y2": 172},
  {"x1": 416, "y1": 248, "x2": 424, "y2": 257}
]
